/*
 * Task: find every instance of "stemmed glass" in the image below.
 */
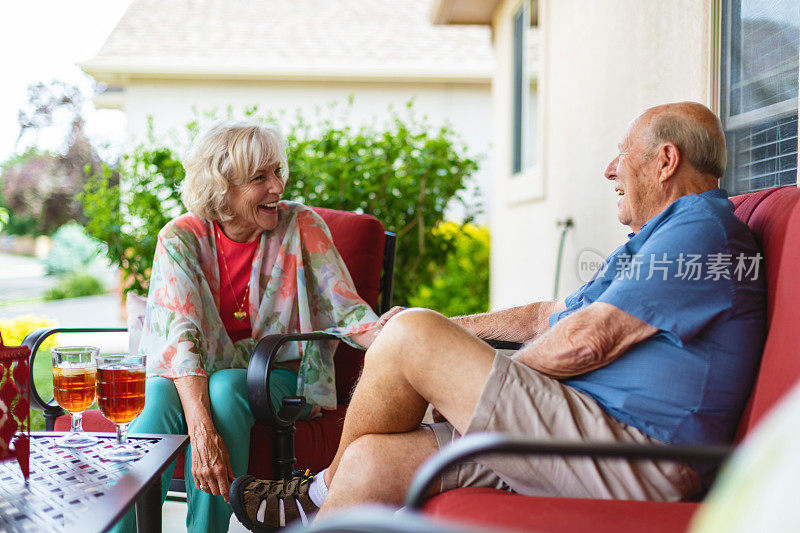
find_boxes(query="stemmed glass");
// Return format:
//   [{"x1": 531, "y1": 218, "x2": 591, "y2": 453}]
[
  {"x1": 51, "y1": 346, "x2": 100, "y2": 448},
  {"x1": 95, "y1": 353, "x2": 147, "y2": 461}
]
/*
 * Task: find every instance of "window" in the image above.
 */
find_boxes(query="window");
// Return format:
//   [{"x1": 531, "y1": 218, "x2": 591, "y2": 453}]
[
  {"x1": 721, "y1": 0, "x2": 799, "y2": 194},
  {"x1": 511, "y1": 1, "x2": 538, "y2": 176}
]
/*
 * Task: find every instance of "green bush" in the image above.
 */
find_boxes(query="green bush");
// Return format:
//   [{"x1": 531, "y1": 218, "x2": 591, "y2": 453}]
[
  {"x1": 42, "y1": 222, "x2": 104, "y2": 276},
  {"x1": 82, "y1": 103, "x2": 484, "y2": 309},
  {"x1": 408, "y1": 222, "x2": 490, "y2": 316},
  {"x1": 43, "y1": 272, "x2": 105, "y2": 301}
]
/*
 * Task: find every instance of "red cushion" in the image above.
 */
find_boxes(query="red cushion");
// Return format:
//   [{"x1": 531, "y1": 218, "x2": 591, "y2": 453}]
[
  {"x1": 311, "y1": 207, "x2": 385, "y2": 311},
  {"x1": 55, "y1": 409, "x2": 114, "y2": 432},
  {"x1": 312, "y1": 207, "x2": 385, "y2": 402},
  {"x1": 730, "y1": 186, "x2": 800, "y2": 441},
  {"x1": 423, "y1": 488, "x2": 700, "y2": 533}
]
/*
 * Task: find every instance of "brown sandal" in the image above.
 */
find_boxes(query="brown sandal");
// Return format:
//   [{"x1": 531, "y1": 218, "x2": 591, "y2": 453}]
[{"x1": 229, "y1": 470, "x2": 318, "y2": 531}]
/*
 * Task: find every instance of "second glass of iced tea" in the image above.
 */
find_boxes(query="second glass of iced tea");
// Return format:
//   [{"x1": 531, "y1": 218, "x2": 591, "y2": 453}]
[{"x1": 95, "y1": 353, "x2": 146, "y2": 461}]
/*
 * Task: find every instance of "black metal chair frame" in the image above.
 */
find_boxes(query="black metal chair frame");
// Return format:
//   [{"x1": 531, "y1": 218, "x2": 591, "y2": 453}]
[
  {"x1": 23, "y1": 230, "x2": 396, "y2": 491},
  {"x1": 404, "y1": 432, "x2": 732, "y2": 510}
]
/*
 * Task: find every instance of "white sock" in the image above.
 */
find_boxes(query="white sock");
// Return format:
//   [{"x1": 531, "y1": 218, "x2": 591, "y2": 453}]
[{"x1": 308, "y1": 468, "x2": 329, "y2": 508}]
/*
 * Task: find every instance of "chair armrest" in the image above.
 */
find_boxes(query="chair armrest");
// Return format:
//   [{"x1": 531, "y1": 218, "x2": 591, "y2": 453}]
[
  {"x1": 405, "y1": 433, "x2": 733, "y2": 509},
  {"x1": 246, "y1": 332, "x2": 340, "y2": 427},
  {"x1": 22, "y1": 326, "x2": 127, "y2": 427},
  {"x1": 246, "y1": 334, "x2": 520, "y2": 427},
  {"x1": 482, "y1": 339, "x2": 523, "y2": 351}
]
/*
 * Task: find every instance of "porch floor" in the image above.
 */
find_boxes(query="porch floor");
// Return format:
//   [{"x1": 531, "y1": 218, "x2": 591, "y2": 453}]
[{"x1": 163, "y1": 492, "x2": 250, "y2": 532}]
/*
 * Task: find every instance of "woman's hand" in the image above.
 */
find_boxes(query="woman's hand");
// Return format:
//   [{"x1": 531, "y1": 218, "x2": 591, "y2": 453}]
[
  {"x1": 173, "y1": 375, "x2": 235, "y2": 502},
  {"x1": 189, "y1": 423, "x2": 235, "y2": 502}
]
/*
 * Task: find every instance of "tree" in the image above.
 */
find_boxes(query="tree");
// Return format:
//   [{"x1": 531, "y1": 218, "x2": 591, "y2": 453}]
[{"x1": 0, "y1": 81, "x2": 104, "y2": 235}]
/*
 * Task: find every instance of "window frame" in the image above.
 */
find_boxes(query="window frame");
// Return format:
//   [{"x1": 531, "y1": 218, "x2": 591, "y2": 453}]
[
  {"x1": 719, "y1": 0, "x2": 800, "y2": 194},
  {"x1": 505, "y1": 0, "x2": 543, "y2": 204}
]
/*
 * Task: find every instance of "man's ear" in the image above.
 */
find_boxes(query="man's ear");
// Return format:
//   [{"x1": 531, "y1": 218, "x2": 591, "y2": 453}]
[{"x1": 657, "y1": 142, "x2": 680, "y2": 182}]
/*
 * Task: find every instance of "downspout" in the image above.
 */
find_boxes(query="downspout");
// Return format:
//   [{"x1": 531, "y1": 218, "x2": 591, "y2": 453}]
[{"x1": 553, "y1": 218, "x2": 574, "y2": 300}]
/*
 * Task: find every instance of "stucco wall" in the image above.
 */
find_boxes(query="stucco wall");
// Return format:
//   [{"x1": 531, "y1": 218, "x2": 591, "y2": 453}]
[
  {"x1": 117, "y1": 78, "x2": 493, "y2": 221},
  {"x1": 490, "y1": 0, "x2": 714, "y2": 309}
]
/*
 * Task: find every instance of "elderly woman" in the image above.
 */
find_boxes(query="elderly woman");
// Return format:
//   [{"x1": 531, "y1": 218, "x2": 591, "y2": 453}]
[{"x1": 115, "y1": 121, "x2": 387, "y2": 533}]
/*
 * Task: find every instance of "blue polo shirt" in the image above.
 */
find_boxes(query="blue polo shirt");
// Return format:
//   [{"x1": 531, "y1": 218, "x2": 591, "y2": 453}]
[{"x1": 552, "y1": 189, "x2": 766, "y2": 452}]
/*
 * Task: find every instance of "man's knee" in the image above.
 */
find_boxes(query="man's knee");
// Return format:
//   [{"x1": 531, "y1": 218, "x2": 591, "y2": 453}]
[
  {"x1": 384, "y1": 308, "x2": 448, "y2": 337},
  {"x1": 370, "y1": 308, "x2": 451, "y2": 361}
]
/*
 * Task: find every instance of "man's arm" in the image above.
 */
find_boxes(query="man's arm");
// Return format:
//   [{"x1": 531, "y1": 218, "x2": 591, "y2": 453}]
[
  {"x1": 452, "y1": 300, "x2": 567, "y2": 344},
  {"x1": 515, "y1": 302, "x2": 657, "y2": 378}
]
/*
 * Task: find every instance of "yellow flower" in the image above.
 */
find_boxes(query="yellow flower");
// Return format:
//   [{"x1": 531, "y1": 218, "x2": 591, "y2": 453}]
[{"x1": 0, "y1": 315, "x2": 60, "y2": 350}]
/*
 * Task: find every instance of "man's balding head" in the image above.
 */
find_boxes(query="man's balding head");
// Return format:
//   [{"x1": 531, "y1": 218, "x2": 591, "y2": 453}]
[
  {"x1": 638, "y1": 102, "x2": 727, "y2": 180},
  {"x1": 605, "y1": 102, "x2": 728, "y2": 233}
]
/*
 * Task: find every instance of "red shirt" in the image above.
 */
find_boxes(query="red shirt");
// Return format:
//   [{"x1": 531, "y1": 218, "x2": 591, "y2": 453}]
[{"x1": 214, "y1": 222, "x2": 259, "y2": 343}]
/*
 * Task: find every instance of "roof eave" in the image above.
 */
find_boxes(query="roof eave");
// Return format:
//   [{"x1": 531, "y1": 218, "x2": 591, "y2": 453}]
[
  {"x1": 430, "y1": 0, "x2": 502, "y2": 25},
  {"x1": 80, "y1": 61, "x2": 493, "y2": 85}
]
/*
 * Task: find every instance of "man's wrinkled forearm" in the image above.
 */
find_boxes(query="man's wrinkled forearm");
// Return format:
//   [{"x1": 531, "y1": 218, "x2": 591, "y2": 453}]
[
  {"x1": 513, "y1": 302, "x2": 658, "y2": 378},
  {"x1": 452, "y1": 300, "x2": 564, "y2": 343}
]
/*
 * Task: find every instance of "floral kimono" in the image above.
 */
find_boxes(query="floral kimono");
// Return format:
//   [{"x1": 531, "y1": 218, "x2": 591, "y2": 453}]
[{"x1": 139, "y1": 201, "x2": 379, "y2": 409}]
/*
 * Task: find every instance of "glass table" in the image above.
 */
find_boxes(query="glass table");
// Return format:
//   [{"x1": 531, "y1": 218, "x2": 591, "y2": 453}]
[{"x1": 0, "y1": 432, "x2": 188, "y2": 533}]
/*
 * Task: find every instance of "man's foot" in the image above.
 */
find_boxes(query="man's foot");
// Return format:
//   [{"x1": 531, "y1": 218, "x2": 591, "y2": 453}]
[{"x1": 229, "y1": 470, "x2": 319, "y2": 531}]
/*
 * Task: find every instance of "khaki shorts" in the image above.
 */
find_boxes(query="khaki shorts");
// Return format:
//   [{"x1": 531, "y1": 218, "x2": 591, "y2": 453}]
[{"x1": 428, "y1": 351, "x2": 702, "y2": 502}]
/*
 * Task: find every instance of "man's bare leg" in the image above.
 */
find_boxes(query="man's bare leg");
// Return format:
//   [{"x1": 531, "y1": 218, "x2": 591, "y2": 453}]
[
  {"x1": 319, "y1": 308, "x2": 496, "y2": 514},
  {"x1": 321, "y1": 428, "x2": 439, "y2": 513}
]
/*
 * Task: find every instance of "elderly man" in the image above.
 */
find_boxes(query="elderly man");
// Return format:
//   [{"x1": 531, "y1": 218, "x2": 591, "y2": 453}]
[{"x1": 230, "y1": 102, "x2": 766, "y2": 530}]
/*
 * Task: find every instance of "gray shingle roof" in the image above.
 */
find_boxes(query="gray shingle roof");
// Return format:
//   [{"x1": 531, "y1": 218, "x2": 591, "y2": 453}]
[{"x1": 82, "y1": 0, "x2": 496, "y2": 81}]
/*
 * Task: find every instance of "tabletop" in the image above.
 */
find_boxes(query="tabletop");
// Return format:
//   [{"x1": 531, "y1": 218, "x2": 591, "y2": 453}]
[{"x1": 0, "y1": 432, "x2": 188, "y2": 533}]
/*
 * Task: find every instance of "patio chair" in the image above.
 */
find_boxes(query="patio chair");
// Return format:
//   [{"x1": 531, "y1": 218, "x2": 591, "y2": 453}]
[
  {"x1": 0, "y1": 332, "x2": 31, "y2": 481},
  {"x1": 23, "y1": 206, "x2": 396, "y2": 491}
]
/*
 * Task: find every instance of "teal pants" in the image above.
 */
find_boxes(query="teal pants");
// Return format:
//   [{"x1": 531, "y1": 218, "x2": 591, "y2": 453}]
[{"x1": 112, "y1": 367, "x2": 309, "y2": 533}]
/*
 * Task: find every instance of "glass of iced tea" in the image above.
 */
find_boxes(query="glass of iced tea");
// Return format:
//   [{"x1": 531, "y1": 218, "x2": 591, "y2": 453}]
[
  {"x1": 95, "y1": 353, "x2": 146, "y2": 461},
  {"x1": 51, "y1": 346, "x2": 100, "y2": 448}
]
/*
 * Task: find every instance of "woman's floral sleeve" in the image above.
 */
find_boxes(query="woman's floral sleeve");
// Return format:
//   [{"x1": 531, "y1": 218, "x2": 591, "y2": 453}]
[{"x1": 140, "y1": 223, "x2": 209, "y2": 379}]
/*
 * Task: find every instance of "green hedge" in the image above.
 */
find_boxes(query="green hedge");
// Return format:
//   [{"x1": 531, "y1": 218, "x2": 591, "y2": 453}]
[{"x1": 82, "y1": 103, "x2": 487, "y2": 312}]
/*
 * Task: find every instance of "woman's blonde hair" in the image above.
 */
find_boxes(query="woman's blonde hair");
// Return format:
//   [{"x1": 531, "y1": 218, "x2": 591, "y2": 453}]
[{"x1": 181, "y1": 121, "x2": 287, "y2": 221}]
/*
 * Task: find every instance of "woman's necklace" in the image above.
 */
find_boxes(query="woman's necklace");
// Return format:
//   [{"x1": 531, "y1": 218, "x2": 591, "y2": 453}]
[{"x1": 216, "y1": 226, "x2": 251, "y2": 321}]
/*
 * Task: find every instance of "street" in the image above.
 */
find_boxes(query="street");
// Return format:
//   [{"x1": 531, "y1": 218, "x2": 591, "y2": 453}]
[{"x1": 0, "y1": 251, "x2": 124, "y2": 328}]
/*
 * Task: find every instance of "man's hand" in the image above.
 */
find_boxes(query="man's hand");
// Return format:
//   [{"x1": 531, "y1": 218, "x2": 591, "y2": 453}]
[
  {"x1": 350, "y1": 306, "x2": 406, "y2": 349},
  {"x1": 189, "y1": 423, "x2": 235, "y2": 501},
  {"x1": 514, "y1": 302, "x2": 657, "y2": 378},
  {"x1": 378, "y1": 306, "x2": 406, "y2": 326}
]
